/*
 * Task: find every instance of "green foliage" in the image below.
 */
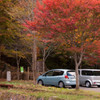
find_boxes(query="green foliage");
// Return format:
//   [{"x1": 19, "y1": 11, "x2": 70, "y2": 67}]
[
  {"x1": 0, "y1": 0, "x2": 34, "y2": 68},
  {"x1": 0, "y1": 0, "x2": 18, "y2": 56},
  {"x1": 46, "y1": 51, "x2": 75, "y2": 70}
]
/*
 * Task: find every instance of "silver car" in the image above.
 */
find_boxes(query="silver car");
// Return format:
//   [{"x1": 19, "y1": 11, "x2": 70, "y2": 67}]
[
  {"x1": 79, "y1": 69, "x2": 100, "y2": 87},
  {"x1": 37, "y1": 69, "x2": 76, "y2": 88}
]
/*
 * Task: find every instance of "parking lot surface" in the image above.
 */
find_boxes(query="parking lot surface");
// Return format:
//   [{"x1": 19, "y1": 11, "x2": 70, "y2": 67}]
[{"x1": 80, "y1": 86, "x2": 100, "y2": 92}]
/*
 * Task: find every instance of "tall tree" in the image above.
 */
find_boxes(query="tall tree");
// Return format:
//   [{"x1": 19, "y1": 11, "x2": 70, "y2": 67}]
[
  {"x1": 38, "y1": 33, "x2": 58, "y2": 72},
  {"x1": 0, "y1": 0, "x2": 17, "y2": 66},
  {"x1": 8, "y1": 33, "x2": 32, "y2": 79},
  {"x1": 25, "y1": 0, "x2": 100, "y2": 89},
  {"x1": 7, "y1": 0, "x2": 38, "y2": 83}
]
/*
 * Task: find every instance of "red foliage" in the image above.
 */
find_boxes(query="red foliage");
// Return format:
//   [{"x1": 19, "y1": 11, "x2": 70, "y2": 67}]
[
  {"x1": 26, "y1": 33, "x2": 32, "y2": 37},
  {"x1": 84, "y1": 40, "x2": 100, "y2": 65},
  {"x1": 24, "y1": 0, "x2": 100, "y2": 35},
  {"x1": 23, "y1": 0, "x2": 100, "y2": 65}
]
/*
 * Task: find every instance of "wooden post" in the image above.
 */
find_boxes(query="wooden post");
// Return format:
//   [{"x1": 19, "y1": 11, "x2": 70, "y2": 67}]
[{"x1": 27, "y1": 67, "x2": 29, "y2": 80}]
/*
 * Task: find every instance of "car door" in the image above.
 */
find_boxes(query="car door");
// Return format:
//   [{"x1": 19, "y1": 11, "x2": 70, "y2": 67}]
[
  {"x1": 43, "y1": 71, "x2": 54, "y2": 85},
  {"x1": 79, "y1": 70, "x2": 92, "y2": 85},
  {"x1": 51, "y1": 70, "x2": 64, "y2": 86}
]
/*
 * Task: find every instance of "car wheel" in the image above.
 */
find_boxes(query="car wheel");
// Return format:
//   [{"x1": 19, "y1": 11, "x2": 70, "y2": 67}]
[
  {"x1": 58, "y1": 81, "x2": 65, "y2": 88},
  {"x1": 38, "y1": 80, "x2": 44, "y2": 85},
  {"x1": 71, "y1": 85, "x2": 76, "y2": 88},
  {"x1": 85, "y1": 81, "x2": 91, "y2": 88},
  {"x1": 97, "y1": 85, "x2": 100, "y2": 87}
]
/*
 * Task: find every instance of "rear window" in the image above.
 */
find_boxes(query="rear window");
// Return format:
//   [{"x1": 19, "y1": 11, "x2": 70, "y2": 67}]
[
  {"x1": 67, "y1": 71, "x2": 76, "y2": 77},
  {"x1": 82, "y1": 70, "x2": 100, "y2": 76},
  {"x1": 93, "y1": 71, "x2": 100, "y2": 76}
]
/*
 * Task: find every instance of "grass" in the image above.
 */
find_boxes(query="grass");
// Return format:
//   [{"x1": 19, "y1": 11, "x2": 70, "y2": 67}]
[{"x1": 0, "y1": 80, "x2": 100, "y2": 100}]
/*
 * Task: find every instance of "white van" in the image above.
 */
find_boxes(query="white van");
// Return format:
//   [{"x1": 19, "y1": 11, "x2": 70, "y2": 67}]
[{"x1": 79, "y1": 69, "x2": 100, "y2": 87}]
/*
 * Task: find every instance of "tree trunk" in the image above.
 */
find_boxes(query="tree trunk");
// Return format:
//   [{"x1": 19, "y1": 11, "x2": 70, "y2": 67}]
[
  {"x1": 43, "y1": 49, "x2": 45, "y2": 73},
  {"x1": 0, "y1": 51, "x2": 1, "y2": 68},
  {"x1": 43, "y1": 60, "x2": 45, "y2": 73},
  {"x1": 27, "y1": 67, "x2": 29, "y2": 80},
  {"x1": 74, "y1": 52, "x2": 83, "y2": 90},
  {"x1": 16, "y1": 54, "x2": 21, "y2": 80},
  {"x1": 75, "y1": 64, "x2": 79, "y2": 90},
  {"x1": 17, "y1": 61, "x2": 20, "y2": 80},
  {"x1": 32, "y1": 32, "x2": 37, "y2": 84}
]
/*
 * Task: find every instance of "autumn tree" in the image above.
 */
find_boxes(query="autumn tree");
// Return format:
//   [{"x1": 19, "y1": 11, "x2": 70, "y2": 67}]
[
  {"x1": 38, "y1": 33, "x2": 58, "y2": 72},
  {"x1": 8, "y1": 33, "x2": 33, "y2": 79},
  {"x1": 0, "y1": 0, "x2": 33, "y2": 80},
  {"x1": 7, "y1": 0, "x2": 38, "y2": 83},
  {"x1": 84, "y1": 39, "x2": 100, "y2": 66},
  {"x1": 25, "y1": 0, "x2": 100, "y2": 89},
  {"x1": 0, "y1": 0, "x2": 18, "y2": 66}
]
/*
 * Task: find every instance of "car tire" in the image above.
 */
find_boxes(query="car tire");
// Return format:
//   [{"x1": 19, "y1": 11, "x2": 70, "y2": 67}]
[
  {"x1": 38, "y1": 80, "x2": 44, "y2": 85},
  {"x1": 85, "y1": 81, "x2": 91, "y2": 88},
  {"x1": 58, "y1": 81, "x2": 65, "y2": 88},
  {"x1": 97, "y1": 85, "x2": 100, "y2": 87},
  {"x1": 71, "y1": 85, "x2": 76, "y2": 88}
]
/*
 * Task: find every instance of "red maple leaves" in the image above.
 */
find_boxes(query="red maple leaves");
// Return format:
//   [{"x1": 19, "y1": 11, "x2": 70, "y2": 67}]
[{"x1": 24, "y1": 0, "x2": 100, "y2": 65}]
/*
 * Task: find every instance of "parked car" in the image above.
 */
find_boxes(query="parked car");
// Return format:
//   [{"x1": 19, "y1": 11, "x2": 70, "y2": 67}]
[
  {"x1": 79, "y1": 69, "x2": 100, "y2": 87},
  {"x1": 37, "y1": 69, "x2": 76, "y2": 88}
]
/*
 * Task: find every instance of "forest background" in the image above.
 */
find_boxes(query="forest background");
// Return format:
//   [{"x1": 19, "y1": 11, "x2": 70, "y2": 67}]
[{"x1": 0, "y1": 0, "x2": 100, "y2": 84}]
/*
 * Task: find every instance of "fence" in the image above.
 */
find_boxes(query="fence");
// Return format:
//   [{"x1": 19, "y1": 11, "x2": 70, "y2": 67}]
[{"x1": 0, "y1": 71, "x2": 42, "y2": 80}]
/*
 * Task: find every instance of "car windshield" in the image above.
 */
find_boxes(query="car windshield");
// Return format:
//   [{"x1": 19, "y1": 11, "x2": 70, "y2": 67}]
[
  {"x1": 67, "y1": 71, "x2": 76, "y2": 77},
  {"x1": 82, "y1": 70, "x2": 100, "y2": 76}
]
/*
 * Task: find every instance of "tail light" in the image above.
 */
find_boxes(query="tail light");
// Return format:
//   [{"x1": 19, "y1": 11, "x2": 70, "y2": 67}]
[
  {"x1": 94, "y1": 82, "x2": 96, "y2": 84},
  {"x1": 65, "y1": 75, "x2": 69, "y2": 79}
]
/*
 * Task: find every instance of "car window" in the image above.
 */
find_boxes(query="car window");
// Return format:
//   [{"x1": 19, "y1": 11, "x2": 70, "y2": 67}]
[
  {"x1": 82, "y1": 70, "x2": 100, "y2": 76},
  {"x1": 53, "y1": 71, "x2": 64, "y2": 76},
  {"x1": 45, "y1": 71, "x2": 53, "y2": 76},
  {"x1": 67, "y1": 71, "x2": 76, "y2": 77},
  {"x1": 93, "y1": 71, "x2": 100, "y2": 76},
  {"x1": 82, "y1": 71, "x2": 92, "y2": 76}
]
